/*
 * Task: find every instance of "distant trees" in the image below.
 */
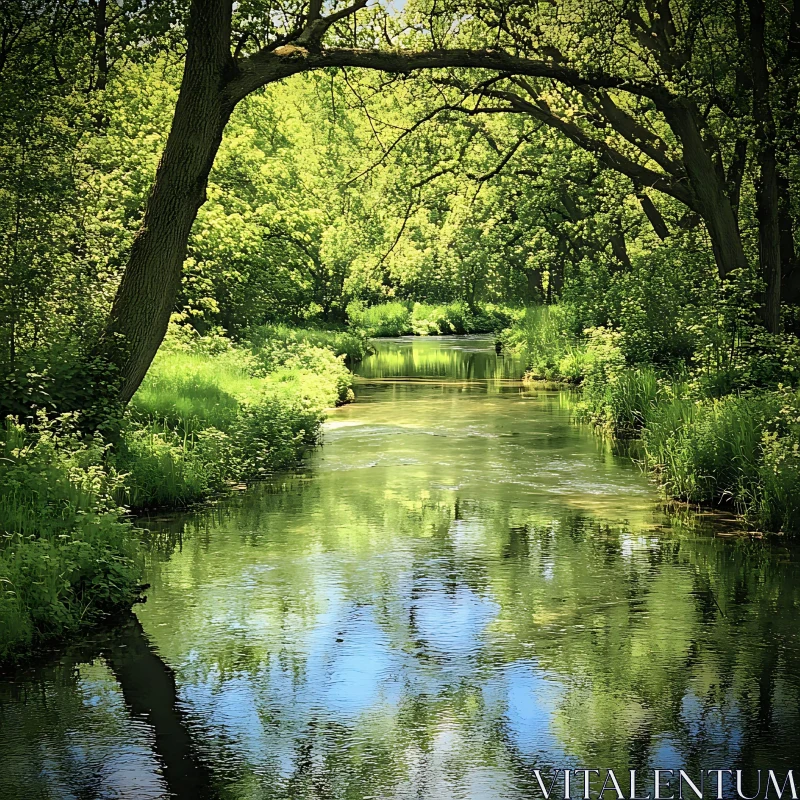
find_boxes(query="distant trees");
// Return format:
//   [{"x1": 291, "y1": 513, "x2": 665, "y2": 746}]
[{"x1": 1, "y1": 0, "x2": 797, "y2": 410}]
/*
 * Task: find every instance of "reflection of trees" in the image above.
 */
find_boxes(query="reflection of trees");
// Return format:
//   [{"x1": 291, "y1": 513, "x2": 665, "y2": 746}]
[
  {"x1": 355, "y1": 338, "x2": 524, "y2": 383},
  {"x1": 138, "y1": 473, "x2": 800, "y2": 792},
  {"x1": 0, "y1": 615, "x2": 221, "y2": 799},
  {"x1": 4, "y1": 377, "x2": 800, "y2": 798},
  {"x1": 103, "y1": 616, "x2": 220, "y2": 799}
]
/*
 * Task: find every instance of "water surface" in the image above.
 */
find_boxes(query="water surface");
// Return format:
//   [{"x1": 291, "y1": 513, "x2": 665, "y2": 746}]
[{"x1": 1, "y1": 336, "x2": 799, "y2": 799}]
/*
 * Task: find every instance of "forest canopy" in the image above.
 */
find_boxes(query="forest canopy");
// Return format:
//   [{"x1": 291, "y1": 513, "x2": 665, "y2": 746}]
[{"x1": 0, "y1": 0, "x2": 798, "y2": 409}]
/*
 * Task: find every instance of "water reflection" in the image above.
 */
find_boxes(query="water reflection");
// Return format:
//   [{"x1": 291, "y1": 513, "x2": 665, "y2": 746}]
[{"x1": 1, "y1": 336, "x2": 799, "y2": 799}]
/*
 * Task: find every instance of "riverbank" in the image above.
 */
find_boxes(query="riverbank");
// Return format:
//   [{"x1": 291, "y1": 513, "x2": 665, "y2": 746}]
[
  {"x1": 347, "y1": 300, "x2": 520, "y2": 337},
  {"x1": 0, "y1": 324, "x2": 361, "y2": 665},
  {"x1": 502, "y1": 306, "x2": 800, "y2": 535}
]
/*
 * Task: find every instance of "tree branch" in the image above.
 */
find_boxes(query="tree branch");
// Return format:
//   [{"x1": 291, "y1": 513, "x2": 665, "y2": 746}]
[{"x1": 228, "y1": 47, "x2": 678, "y2": 107}]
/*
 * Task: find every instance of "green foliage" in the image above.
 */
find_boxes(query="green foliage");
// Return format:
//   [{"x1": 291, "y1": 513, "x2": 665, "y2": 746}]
[
  {"x1": 347, "y1": 300, "x2": 518, "y2": 337},
  {"x1": 246, "y1": 324, "x2": 371, "y2": 363},
  {"x1": 122, "y1": 325, "x2": 353, "y2": 509},
  {"x1": 502, "y1": 302, "x2": 800, "y2": 533},
  {"x1": 501, "y1": 305, "x2": 591, "y2": 382},
  {"x1": 347, "y1": 301, "x2": 412, "y2": 337},
  {"x1": 642, "y1": 391, "x2": 800, "y2": 535},
  {"x1": 0, "y1": 417, "x2": 141, "y2": 663}
]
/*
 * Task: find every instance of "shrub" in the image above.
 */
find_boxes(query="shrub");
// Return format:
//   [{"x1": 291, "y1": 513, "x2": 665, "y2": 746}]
[
  {"x1": 0, "y1": 417, "x2": 141, "y2": 663},
  {"x1": 502, "y1": 305, "x2": 591, "y2": 383},
  {"x1": 246, "y1": 324, "x2": 371, "y2": 363},
  {"x1": 348, "y1": 300, "x2": 519, "y2": 337},
  {"x1": 124, "y1": 325, "x2": 352, "y2": 509},
  {"x1": 346, "y1": 300, "x2": 412, "y2": 336}
]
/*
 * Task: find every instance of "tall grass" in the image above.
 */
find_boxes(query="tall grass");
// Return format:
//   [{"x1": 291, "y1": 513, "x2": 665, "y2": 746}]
[
  {"x1": 501, "y1": 305, "x2": 593, "y2": 383},
  {"x1": 640, "y1": 392, "x2": 800, "y2": 532},
  {"x1": 502, "y1": 304, "x2": 800, "y2": 534},
  {"x1": 246, "y1": 324, "x2": 371, "y2": 363},
  {"x1": 347, "y1": 301, "x2": 411, "y2": 336}
]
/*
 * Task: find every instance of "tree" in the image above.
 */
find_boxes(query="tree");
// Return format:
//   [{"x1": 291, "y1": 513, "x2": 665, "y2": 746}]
[{"x1": 86, "y1": 0, "x2": 799, "y2": 402}]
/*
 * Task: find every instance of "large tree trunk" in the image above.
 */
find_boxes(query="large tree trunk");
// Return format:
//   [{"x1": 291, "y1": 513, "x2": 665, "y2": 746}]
[
  {"x1": 94, "y1": 0, "x2": 235, "y2": 403},
  {"x1": 664, "y1": 102, "x2": 750, "y2": 282},
  {"x1": 749, "y1": 0, "x2": 782, "y2": 333}
]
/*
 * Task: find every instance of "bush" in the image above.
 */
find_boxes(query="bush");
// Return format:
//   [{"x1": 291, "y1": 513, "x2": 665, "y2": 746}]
[
  {"x1": 501, "y1": 305, "x2": 591, "y2": 383},
  {"x1": 0, "y1": 417, "x2": 141, "y2": 663},
  {"x1": 246, "y1": 324, "x2": 371, "y2": 363},
  {"x1": 347, "y1": 300, "x2": 519, "y2": 337},
  {"x1": 346, "y1": 301, "x2": 412, "y2": 336},
  {"x1": 123, "y1": 324, "x2": 353, "y2": 509}
]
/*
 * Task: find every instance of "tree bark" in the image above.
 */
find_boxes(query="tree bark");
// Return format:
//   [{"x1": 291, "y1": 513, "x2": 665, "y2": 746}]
[
  {"x1": 663, "y1": 102, "x2": 750, "y2": 282},
  {"x1": 748, "y1": 0, "x2": 782, "y2": 332},
  {"x1": 609, "y1": 227, "x2": 632, "y2": 272},
  {"x1": 94, "y1": 0, "x2": 236, "y2": 402}
]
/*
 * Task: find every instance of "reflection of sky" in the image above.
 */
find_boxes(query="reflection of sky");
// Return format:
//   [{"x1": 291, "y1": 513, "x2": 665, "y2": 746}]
[
  {"x1": 413, "y1": 580, "x2": 499, "y2": 658},
  {"x1": 484, "y1": 661, "x2": 569, "y2": 761},
  {"x1": 7, "y1": 664, "x2": 168, "y2": 800}
]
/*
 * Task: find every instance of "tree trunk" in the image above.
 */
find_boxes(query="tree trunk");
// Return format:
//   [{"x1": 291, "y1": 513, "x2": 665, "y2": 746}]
[
  {"x1": 524, "y1": 267, "x2": 544, "y2": 302},
  {"x1": 609, "y1": 226, "x2": 632, "y2": 272},
  {"x1": 749, "y1": 0, "x2": 782, "y2": 333},
  {"x1": 664, "y1": 102, "x2": 750, "y2": 282},
  {"x1": 93, "y1": 0, "x2": 235, "y2": 403}
]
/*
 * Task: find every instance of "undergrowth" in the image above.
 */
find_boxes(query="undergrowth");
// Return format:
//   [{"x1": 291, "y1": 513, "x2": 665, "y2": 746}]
[
  {"x1": 0, "y1": 323, "x2": 357, "y2": 663},
  {"x1": 347, "y1": 300, "x2": 519, "y2": 337},
  {"x1": 0, "y1": 416, "x2": 142, "y2": 664},
  {"x1": 501, "y1": 303, "x2": 800, "y2": 535}
]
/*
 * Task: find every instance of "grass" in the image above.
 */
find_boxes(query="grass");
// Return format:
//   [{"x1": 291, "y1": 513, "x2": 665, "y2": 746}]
[
  {"x1": 0, "y1": 323, "x2": 361, "y2": 664},
  {"x1": 640, "y1": 391, "x2": 800, "y2": 533},
  {"x1": 502, "y1": 304, "x2": 800, "y2": 534},
  {"x1": 347, "y1": 300, "x2": 519, "y2": 337},
  {"x1": 0, "y1": 417, "x2": 142, "y2": 664},
  {"x1": 122, "y1": 325, "x2": 354, "y2": 509},
  {"x1": 246, "y1": 323, "x2": 371, "y2": 363},
  {"x1": 501, "y1": 305, "x2": 593, "y2": 383}
]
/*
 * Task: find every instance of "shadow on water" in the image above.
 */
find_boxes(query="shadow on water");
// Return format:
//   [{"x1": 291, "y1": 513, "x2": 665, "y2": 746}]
[
  {"x1": 0, "y1": 615, "x2": 220, "y2": 800},
  {"x1": 1, "y1": 336, "x2": 799, "y2": 799}
]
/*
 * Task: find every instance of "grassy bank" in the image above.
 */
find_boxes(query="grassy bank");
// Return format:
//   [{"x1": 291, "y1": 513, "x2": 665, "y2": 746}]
[
  {"x1": 0, "y1": 417, "x2": 141, "y2": 664},
  {"x1": 347, "y1": 300, "x2": 520, "y2": 337},
  {"x1": 502, "y1": 306, "x2": 800, "y2": 535},
  {"x1": 0, "y1": 325, "x2": 357, "y2": 664},
  {"x1": 120, "y1": 325, "x2": 355, "y2": 509}
]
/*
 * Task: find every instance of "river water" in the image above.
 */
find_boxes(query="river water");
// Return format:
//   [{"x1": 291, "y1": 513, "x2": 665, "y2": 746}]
[{"x1": 1, "y1": 336, "x2": 799, "y2": 799}]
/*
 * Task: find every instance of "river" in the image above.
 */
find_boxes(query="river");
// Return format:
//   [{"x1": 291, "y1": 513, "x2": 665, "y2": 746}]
[{"x1": 1, "y1": 336, "x2": 799, "y2": 799}]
